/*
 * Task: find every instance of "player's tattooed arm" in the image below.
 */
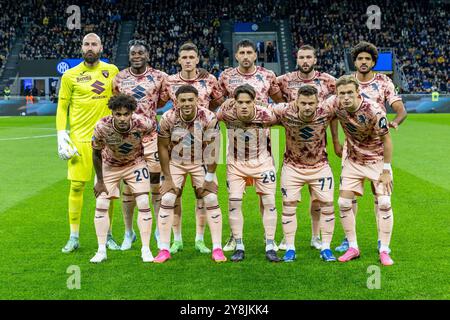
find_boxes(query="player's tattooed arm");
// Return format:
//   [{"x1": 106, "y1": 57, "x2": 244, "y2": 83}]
[
  {"x1": 158, "y1": 136, "x2": 178, "y2": 195},
  {"x1": 93, "y1": 149, "x2": 108, "y2": 198},
  {"x1": 389, "y1": 100, "x2": 407, "y2": 129},
  {"x1": 379, "y1": 133, "x2": 393, "y2": 194},
  {"x1": 330, "y1": 118, "x2": 343, "y2": 158}
]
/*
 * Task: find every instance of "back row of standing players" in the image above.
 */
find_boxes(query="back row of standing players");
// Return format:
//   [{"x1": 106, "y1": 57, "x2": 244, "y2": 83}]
[{"x1": 56, "y1": 33, "x2": 407, "y2": 265}]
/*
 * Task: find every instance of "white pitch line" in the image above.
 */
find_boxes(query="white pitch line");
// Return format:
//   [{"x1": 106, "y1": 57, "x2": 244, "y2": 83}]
[
  {"x1": 0, "y1": 126, "x2": 56, "y2": 130},
  {"x1": 0, "y1": 134, "x2": 56, "y2": 141}
]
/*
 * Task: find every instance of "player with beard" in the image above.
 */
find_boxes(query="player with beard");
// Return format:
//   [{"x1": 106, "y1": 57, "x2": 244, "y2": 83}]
[
  {"x1": 276, "y1": 45, "x2": 337, "y2": 251},
  {"x1": 218, "y1": 39, "x2": 285, "y2": 252},
  {"x1": 56, "y1": 33, "x2": 120, "y2": 253},
  {"x1": 159, "y1": 42, "x2": 225, "y2": 255},
  {"x1": 113, "y1": 40, "x2": 167, "y2": 251},
  {"x1": 335, "y1": 42, "x2": 407, "y2": 253}
]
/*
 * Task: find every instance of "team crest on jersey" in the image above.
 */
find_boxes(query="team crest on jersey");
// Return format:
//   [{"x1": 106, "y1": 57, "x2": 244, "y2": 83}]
[
  {"x1": 102, "y1": 70, "x2": 110, "y2": 78},
  {"x1": 255, "y1": 74, "x2": 264, "y2": 82}
]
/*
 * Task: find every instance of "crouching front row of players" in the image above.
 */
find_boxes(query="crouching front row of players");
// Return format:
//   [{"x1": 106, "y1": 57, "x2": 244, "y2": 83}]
[{"x1": 91, "y1": 75, "x2": 395, "y2": 266}]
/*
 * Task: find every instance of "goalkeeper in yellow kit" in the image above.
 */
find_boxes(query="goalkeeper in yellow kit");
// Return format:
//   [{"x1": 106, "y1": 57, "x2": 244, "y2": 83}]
[{"x1": 56, "y1": 33, "x2": 120, "y2": 253}]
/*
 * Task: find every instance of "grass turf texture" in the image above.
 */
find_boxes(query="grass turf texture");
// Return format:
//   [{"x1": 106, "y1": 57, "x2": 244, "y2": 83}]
[{"x1": 0, "y1": 114, "x2": 449, "y2": 300}]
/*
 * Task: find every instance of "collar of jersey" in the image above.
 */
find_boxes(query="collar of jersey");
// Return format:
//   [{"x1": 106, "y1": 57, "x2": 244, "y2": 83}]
[
  {"x1": 297, "y1": 70, "x2": 317, "y2": 82},
  {"x1": 236, "y1": 66, "x2": 257, "y2": 77},
  {"x1": 178, "y1": 71, "x2": 200, "y2": 82},
  {"x1": 129, "y1": 66, "x2": 150, "y2": 78}
]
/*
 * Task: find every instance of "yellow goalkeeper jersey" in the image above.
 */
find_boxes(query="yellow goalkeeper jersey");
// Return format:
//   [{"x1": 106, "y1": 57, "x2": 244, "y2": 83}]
[{"x1": 56, "y1": 61, "x2": 119, "y2": 142}]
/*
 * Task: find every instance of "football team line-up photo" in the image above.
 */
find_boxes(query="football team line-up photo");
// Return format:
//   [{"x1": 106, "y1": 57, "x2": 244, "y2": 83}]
[
  {"x1": 57, "y1": 33, "x2": 402, "y2": 266},
  {"x1": 0, "y1": 0, "x2": 449, "y2": 301}
]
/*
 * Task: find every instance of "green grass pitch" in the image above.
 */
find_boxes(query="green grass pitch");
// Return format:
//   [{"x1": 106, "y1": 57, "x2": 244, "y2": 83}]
[{"x1": 0, "y1": 114, "x2": 449, "y2": 299}]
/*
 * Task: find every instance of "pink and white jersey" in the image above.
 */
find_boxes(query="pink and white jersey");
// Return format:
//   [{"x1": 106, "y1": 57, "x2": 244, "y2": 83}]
[
  {"x1": 354, "y1": 73, "x2": 402, "y2": 111},
  {"x1": 329, "y1": 95, "x2": 389, "y2": 165},
  {"x1": 113, "y1": 67, "x2": 167, "y2": 121},
  {"x1": 277, "y1": 71, "x2": 336, "y2": 102},
  {"x1": 217, "y1": 99, "x2": 277, "y2": 164},
  {"x1": 160, "y1": 72, "x2": 223, "y2": 109},
  {"x1": 158, "y1": 107, "x2": 219, "y2": 165},
  {"x1": 92, "y1": 114, "x2": 156, "y2": 167},
  {"x1": 272, "y1": 101, "x2": 336, "y2": 169},
  {"x1": 218, "y1": 66, "x2": 281, "y2": 103}
]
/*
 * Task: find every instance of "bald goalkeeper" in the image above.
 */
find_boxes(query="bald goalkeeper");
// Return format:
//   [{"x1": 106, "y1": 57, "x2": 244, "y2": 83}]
[{"x1": 56, "y1": 33, "x2": 120, "y2": 253}]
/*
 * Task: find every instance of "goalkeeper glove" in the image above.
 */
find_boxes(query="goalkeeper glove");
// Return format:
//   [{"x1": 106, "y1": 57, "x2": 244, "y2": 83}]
[{"x1": 57, "y1": 130, "x2": 79, "y2": 160}]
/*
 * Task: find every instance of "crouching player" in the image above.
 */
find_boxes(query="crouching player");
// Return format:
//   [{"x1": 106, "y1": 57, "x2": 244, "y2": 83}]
[
  {"x1": 217, "y1": 84, "x2": 281, "y2": 263},
  {"x1": 90, "y1": 94, "x2": 156, "y2": 263},
  {"x1": 155, "y1": 85, "x2": 226, "y2": 263},
  {"x1": 333, "y1": 75, "x2": 395, "y2": 266},
  {"x1": 272, "y1": 85, "x2": 339, "y2": 262}
]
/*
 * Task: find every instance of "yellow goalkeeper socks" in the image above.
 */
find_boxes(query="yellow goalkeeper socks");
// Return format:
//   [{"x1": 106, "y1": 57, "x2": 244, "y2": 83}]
[{"x1": 68, "y1": 180, "x2": 86, "y2": 236}]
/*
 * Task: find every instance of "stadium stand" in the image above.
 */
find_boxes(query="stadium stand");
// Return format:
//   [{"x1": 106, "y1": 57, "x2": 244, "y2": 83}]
[{"x1": 8, "y1": 0, "x2": 448, "y2": 93}]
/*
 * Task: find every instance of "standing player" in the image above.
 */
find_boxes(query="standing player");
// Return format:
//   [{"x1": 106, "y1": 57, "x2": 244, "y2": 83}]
[
  {"x1": 332, "y1": 75, "x2": 395, "y2": 266},
  {"x1": 217, "y1": 85, "x2": 281, "y2": 262},
  {"x1": 90, "y1": 94, "x2": 156, "y2": 263},
  {"x1": 159, "y1": 42, "x2": 225, "y2": 255},
  {"x1": 56, "y1": 33, "x2": 120, "y2": 253},
  {"x1": 277, "y1": 45, "x2": 336, "y2": 251},
  {"x1": 155, "y1": 85, "x2": 226, "y2": 263},
  {"x1": 113, "y1": 40, "x2": 167, "y2": 250},
  {"x1": 218, "y1": 39, "x2": 285, "y2": 252},
  {"x1": 335, "y1": 41, "x2": 406, "y2": 253},
  {"x1": 272, "y1": 85, "x2": 339, "y2": 262}
]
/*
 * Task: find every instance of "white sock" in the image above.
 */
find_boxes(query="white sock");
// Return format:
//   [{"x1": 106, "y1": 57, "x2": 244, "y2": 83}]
[
  {"x1": 236, "y1": 240, "x2": 245, "y2": 251},
  {"x1": 321, "y1": 242, "x2": 330, "y2": 250},
  {"x1": 349, "y1": 241, "x2": 358, "y2": 249},
  {"x1": 174, "y1": 232, "x2": 182, "y2": 242},
  {"x1": 265, "y1": 244, "x2": 274, "y2": 251},
  {"x1": 70, "y1": 232, "x2": 79, "y2": 238},
  {"x1": 379, "y1": 244, "x2": 390, "y2": 253},
  {"x1": 213, "y1": 243, "x2": 221, "y2": 250},
  {"x1": 286, "y1": 245, "x2": 296, "y2": 251},
  {"x1": 195, "y1": 233, "x2": 204, "y2": 242},
  {"x1": 98, "y1": 244, "x2": 106, "y2": 252},
  {"x1": 312, "y1": 235, "x2": 321, "y2": 241},
  {"x1": 141, "y1": 245, "x2": 150, "y2": 252},
  {"x1": 126, "y1": 230, "x2": 134, "y2": 237},
  {"x1": 160, "y1": 243, "x2": 170, "y2": 250}
]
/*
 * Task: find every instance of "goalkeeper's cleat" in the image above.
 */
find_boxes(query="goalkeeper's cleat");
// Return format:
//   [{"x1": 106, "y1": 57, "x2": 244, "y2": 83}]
[
  {"x1": 141, "y1": 247, "x2": 154, "y2": 262},
  {"x1": 230, "y1": 249, "x2": 245, "y2": 262},
  {"x1": 153, "y1": 249, "x2": 171, "y2": 263},
  {"x1": 121, "y1": 232, "x2": 137, "y2": 251},
  {"x1": 61, "y1": 236, "x2": 79, "y2": 253},
  {"x1": 379, "y1": 251, "x2": 394, "y2": 266},
  {"x1": 169, "y1": 240, "x2": 184, "y2": 254},
  {"x1": 335, "y1": 237, "x2": 349, "y2": 253},
  {"x1": 90, "y1": 250, "x2": 107, "y2": 263},
  {"x1": 106, "y1": 234, "x2": 121, "y2": 250},
  {"x1": 195, "y1": 240, "x2": 211, "y2": 253},
  {"x1": 320, "y1": 249, "x2": 337, "y2": 262},
  {"x1": 278, "y1": 237, "x2": 287, "y2": 251},
  {"x1": 283, "y1": 249, "x2": 296, "y2": 262},
  {"x1": 223, "y1": 236, "x2": 236, "y2": 252},
  {"x1": 310, "y1": 236, "x2": 322, "y2": 250},
  {"x1": 266, "y1": 250, "x2": 281, "y2": 262},
  {"x1": 212, "y1": 248, "x2": 227, "y2": 262},
  {"x1": 338, "y1": 247, "x2": 360, "y2": 262}
]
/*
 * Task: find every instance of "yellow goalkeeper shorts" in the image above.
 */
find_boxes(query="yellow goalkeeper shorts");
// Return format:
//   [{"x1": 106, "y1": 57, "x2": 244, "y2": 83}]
[{"x1": 68, "y1": 141, "x2": 93, "y2": 182}]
